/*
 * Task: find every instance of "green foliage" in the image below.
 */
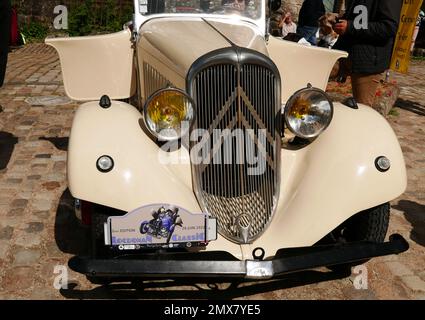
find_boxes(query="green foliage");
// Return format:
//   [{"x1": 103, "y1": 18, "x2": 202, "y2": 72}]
[
  {"x1": 20, "y1": 21, "x2": 49, "y2": 43},
  {"x1": 412, "y1": 55, "x2": 425, "y2": 61},
  {"x1": 68, "y1": 0, "x2": 134, "y2": 36},
  {"x1": 388, "y1": 108, "x2": 400, "y2": 117}
]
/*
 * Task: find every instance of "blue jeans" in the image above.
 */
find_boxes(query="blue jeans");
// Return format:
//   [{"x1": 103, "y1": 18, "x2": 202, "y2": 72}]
[{"x1": 297, "y1": 25, "x2": 319, "y2": 45}]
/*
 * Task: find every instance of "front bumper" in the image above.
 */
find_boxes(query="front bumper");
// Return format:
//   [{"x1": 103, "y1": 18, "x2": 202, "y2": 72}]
[{"x1": 69, "y1": 234, "x2": 409, "y2": 279}]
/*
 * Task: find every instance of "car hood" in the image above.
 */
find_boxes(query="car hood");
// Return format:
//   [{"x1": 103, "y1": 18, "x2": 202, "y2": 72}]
[{"x1": 138, "y1": 17, "x2": 268, "y2": 78}]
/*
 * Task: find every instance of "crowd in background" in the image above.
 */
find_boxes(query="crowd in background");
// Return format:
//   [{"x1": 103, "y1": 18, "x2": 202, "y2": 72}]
[
  {"x1": 1, "y1": 0, "x2": 425, "y2": 108},
  {"x1": 276, "y1": 0, "x2": 410, "y2": 107}
]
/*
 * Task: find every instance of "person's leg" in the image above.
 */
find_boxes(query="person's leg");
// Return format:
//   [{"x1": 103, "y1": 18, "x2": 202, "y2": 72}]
[
  {"x1": 297, "y1": 26, "x2": 312, "y2": 42},
  {"x1": 306, "y1": 28, "x2": 319, "y2": 45},
  {"x1": 411, "y1": 26, "x2": 420, "y2": 52},
  {"x1": 297, "y1": 25, "x2": 318, "y2": 45},
  {"x1": 0, "y1": 0, "x2": 12, "y2": 87},
  {"x1": 351, "y1": 73, "x2": 383, "y2": 107}
]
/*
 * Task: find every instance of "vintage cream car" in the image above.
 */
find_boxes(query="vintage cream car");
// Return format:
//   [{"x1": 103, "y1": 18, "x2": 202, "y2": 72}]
[{"x1": 46, "y1": 0, "x2": 408, "y2": 282}]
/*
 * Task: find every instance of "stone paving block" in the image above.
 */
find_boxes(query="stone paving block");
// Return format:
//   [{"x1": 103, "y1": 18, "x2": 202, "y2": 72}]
[
  {"x1": 385, "y1": 261, "x2": 414, "y2": 277},
  {"x1": 31, "y1": 199, "x2": 52, "y2": 212},
  {"x1": 0, "y1": 267, "x2": 35, "y2": 291},
  {"x1": 6, "y1": 178, "x2": 23, "y2": 184},
  {"x1": 42, "y1": 181, "x2": 61, "y2": 191},
  {"x1": 24, "y1": 222, "x2": 45, "y2": 233},
  {"x1": 28, "y1": 287, "x2": 61, "y2": 300},
  {"x1": 0, "y1": 240, "x2": 9, "y2": 257},
  {"x1": 401, "y1": 276, "x2": 425, "y2": 293},
  {"x1": 36, "y1": 209, "x2": 52, "y2": 219},
  {"x1": 13, "y1": 248, "x2": 41, "y2": 266},
  {"x1": 416, "y1": 293, "x2": 425, "y2": 300},
  {"x1": 2, "y1": 215, "x2": 24, "y2": 228},
  {"x1": 11, "y1": 199, "x2": 29, "y2": 208},
  {"x1": 16, "y1": 192, "x2": 33, "y2": 200},
  {"x1": 0, "y1": 226, "x2": 14, "y2": 240},
  {"x1": 13, "y1": 228, "x2": 43, "y2": 247},
  {"x1": 7, "y1": 208, "x2": 25, "y2": 217}
]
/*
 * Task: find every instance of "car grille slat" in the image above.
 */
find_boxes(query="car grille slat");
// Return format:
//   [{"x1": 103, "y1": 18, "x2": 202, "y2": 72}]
[
  {"x1": 143, "y1": 62, "x2": 171, "y2": 99},
  {"x1": 188, "y1": 54, "x2": 280, "y2": 243}
]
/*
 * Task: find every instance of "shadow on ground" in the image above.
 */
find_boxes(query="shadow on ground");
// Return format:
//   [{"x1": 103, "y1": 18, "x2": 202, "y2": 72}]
[
  {"x1": 393, "y1": 200, "x2": 425, "y2": 247},
  {"x1": 395, "y1": 98, "x2": 425, "y2": 116},
  {"x1": 60, "y1": 269, "x2": 350, "y2": 300},
  {"x1": 55, "y1": 188, "x2": 89, "y2": 255},
  {"x1": 0, "y1": 131, "x2": 18, "y2": 170},
  {"x1": 39, "y1": 136, "x2": 69, "y2": 151}
]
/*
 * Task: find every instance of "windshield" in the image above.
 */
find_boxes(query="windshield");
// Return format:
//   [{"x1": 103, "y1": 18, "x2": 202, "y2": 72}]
[{"x1": 139, "y1": 0, "x2": 263, "y2": 21}]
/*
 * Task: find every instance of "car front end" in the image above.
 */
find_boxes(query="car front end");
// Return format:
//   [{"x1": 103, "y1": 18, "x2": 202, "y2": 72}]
[{"x1": 47, "y1": 0, "x2": 409, "y2": 282}]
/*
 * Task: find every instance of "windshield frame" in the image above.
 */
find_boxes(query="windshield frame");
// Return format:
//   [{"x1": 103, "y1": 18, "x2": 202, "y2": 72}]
[{"x1": 133, "y1": 0, "x2": 267, "y2": 36}]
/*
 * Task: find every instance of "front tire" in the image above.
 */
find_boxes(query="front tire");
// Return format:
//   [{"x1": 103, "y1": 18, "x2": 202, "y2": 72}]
[
  {"x1": 326, "y1": 203, "x2": 390, "y2": 271},
  {"x1": 335, "y1": 203, "x2": 390, "y2": 243}
]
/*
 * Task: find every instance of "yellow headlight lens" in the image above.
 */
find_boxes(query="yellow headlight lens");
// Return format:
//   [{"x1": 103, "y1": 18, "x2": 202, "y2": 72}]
[
  {"x1": 144, "y1": 88, "x2": 195, "y2": 141},
  {"x1": 288, "y1": 97, "x2": 312, "y2": 120},
  {"x1": 284, "y1": 87, "x2": 333, "y2": 139}
]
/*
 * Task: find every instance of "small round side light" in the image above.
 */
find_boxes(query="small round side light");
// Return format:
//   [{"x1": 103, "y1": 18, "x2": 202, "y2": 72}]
[
  {"x1": 375, "y1": 156, "x2": 391, "y2": 172},
  {"x1": 97, "y1": 155, "x2": 114, "y2": 173}
]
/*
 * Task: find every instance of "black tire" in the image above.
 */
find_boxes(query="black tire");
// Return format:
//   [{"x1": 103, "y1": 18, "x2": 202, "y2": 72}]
[{"x1": 326, "y1": 203, "x2": 390, "y2": 272}]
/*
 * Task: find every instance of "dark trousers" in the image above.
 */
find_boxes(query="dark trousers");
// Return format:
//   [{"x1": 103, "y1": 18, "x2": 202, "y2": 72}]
[
  {"x1": 297, "y1": 25, "x2": 318, "y2": 45},
  {"x1": 0, "y1": 0, "x2": 11, "y2": 87}
]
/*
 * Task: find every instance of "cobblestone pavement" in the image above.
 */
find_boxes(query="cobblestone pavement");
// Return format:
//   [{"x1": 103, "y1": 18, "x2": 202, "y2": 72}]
[{"x1": 0, "y1": 44, "x2": 424, "y2": 300}]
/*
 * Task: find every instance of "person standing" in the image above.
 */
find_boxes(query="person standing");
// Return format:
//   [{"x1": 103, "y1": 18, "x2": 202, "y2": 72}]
[
  {"x1": 297, "y1": 0, "x2": 326, "y2": 45},
  {"x1": 0, "y1": 0, "x2": 12, "y2": 87},
  {"x1": 279, "y1": 11, "x2": 297, "y2": 38},
  {"x1": 333, "y1": 0, "x2": 403, "y2": 107},
  {"x1": 411, "y1": 10, "x2": 424, "y2": 52}
]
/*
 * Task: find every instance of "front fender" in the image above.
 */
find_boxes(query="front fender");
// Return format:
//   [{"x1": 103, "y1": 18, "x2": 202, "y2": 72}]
[
  {"x1": 251, "y1": 102, "x2": 407, "y2": 254},
  {"x1": 67, "y1": 101, "x2": 200, "y2": 213}
]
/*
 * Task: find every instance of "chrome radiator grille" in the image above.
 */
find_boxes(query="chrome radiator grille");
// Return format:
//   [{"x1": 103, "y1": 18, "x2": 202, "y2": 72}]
[{"x1": 188, "y1": 53, "x2": 281, "y2": 243}]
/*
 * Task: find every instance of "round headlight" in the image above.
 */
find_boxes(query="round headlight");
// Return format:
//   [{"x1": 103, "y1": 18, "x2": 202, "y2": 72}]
[
  {"x1": 144, "y1": 88, "x2": 195, "y2": 141},
  {"x1": 284, "y1": 87, "x2": 333, "y2": 139}
]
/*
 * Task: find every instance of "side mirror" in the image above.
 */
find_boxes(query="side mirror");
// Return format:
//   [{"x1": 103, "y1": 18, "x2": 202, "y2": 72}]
[{"x1": 269, "y1": 0, "x2": 282, "y2": 12}]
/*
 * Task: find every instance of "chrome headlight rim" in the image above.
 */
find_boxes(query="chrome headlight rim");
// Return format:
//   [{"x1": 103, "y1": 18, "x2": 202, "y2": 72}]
[
  {"x1": 284, "y1": 86, "x2": 334, "y2": 140},
  {"x1": 143, "y1": 87, "x2": 196, "y2": 142}
]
